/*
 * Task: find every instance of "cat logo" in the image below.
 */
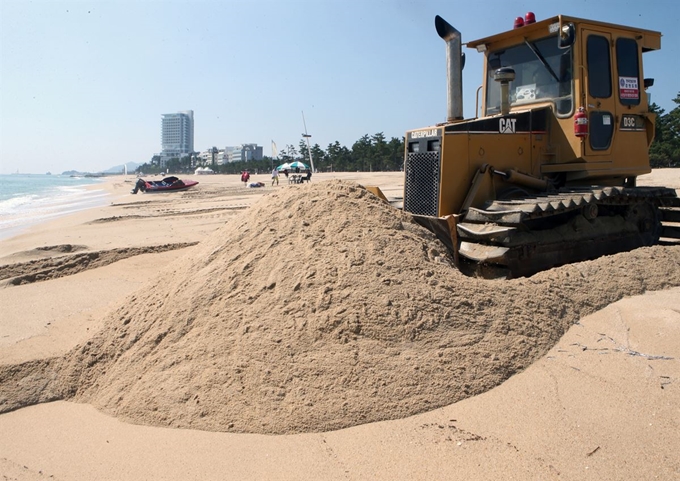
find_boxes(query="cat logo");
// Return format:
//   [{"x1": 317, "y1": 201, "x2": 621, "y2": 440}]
[{"x1": 499, "y1": 118, "x2": 516, "y2": 134}]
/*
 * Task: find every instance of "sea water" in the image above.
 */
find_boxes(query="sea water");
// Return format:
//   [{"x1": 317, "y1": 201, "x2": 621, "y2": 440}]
[{"x1": 0, "y1": 174, "x2": 110, "y2": 240}]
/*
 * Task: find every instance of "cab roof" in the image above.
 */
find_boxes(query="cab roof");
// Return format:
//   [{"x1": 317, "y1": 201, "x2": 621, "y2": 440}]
[{"x1": 465, "y1": 15, "x2": 661, "y2": 52}]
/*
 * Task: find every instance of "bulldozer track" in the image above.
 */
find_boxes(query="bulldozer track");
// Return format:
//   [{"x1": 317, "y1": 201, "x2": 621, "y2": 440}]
[
  {"x1": 455, "y1": 187, "x2": 680, "y2": 278},
  {"x1": 465, "y1": 186, "x2": 679, "y2": 224}
]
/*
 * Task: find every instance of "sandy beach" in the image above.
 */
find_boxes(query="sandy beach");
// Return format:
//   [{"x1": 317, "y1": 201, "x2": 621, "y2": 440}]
[{"x1": 1, "y1": 170, "x2": 679, "y2": 480}]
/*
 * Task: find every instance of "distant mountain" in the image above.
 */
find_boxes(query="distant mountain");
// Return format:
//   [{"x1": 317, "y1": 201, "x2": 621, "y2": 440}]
[
  {"x1": 103, "y1": 162, "x2": 140, "y2": 174},
  {"x1": 59, "y1": 162, "x2": 141, "y2": 176}
]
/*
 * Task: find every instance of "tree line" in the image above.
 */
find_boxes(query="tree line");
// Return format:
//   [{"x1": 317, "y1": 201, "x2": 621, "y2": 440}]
[
  {"x1": 136, "y1": 92, "x2": 679, "y2": 176},
  {"x1": 649, "y1": 92, "x2": 680, "y2": 167},
  {"x1": 136, "y1": 132, "x2": 405, "y2": 176}
]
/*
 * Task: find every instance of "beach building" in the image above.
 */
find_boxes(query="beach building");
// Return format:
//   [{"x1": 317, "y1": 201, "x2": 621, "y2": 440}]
[
  {"x1": 160, "y1": 110, "x2": 194, "y2": 167},
  {"x1": 224, "y1": 144, "x2": 263, "y2": 163},
  {"x1": 198, "y1": 147, "x2": 224, "y2": 166},
  {"x1": 197, "y1": 144, "x2": 264, "y2": 166}
]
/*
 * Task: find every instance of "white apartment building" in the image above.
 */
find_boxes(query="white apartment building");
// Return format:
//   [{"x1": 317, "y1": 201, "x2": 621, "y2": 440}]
[
  {"x1": 198, "y1": 144, "x2": 264, "y2": 165},
  {"x1": 154, "y1": 111, "x2": 266, "y2": 169},
  {"x1": 198, "y1": 148, "x2": 225, "y2": 165},
  {"x1": 160, "y1": 110, "x2": 194, "y2": 167},
  {"x1": 225, "y1": 144, "x2": 263, "y2": 163}
]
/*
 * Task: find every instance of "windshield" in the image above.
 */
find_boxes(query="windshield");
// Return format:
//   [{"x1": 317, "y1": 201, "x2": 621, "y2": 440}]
[{"x1": 485, "y1": 35, "x2": 573, "y2": 116}]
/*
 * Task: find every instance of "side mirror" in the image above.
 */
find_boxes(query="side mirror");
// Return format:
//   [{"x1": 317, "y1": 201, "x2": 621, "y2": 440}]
[{"x1": 558, "y1": 23, "x2": 575, "y2": 49}]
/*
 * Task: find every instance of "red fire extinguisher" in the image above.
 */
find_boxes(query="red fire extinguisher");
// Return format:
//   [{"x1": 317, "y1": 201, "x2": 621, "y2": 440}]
[{"x1": 574, "y1": 107, "x2": 588, "y2": 138}]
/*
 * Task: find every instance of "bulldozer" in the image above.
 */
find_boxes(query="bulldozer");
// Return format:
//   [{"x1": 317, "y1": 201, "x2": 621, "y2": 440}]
[{"x1": 401, "y1": 12, "x2": 680, "y2": 278}]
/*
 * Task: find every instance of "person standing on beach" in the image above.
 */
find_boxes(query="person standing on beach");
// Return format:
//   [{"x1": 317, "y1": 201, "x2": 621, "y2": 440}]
[
  {"x1": 271, "y1": 168, "x2": 279, "y2": 186},
  {"x1": 241, "y1": 171, "x2": 250, "y2": 186}
]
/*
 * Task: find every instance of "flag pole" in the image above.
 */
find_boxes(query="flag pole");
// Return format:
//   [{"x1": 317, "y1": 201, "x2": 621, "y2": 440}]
[
  {"x1": 301, "y1": 111, "x2": 315, "y2": 173},
  {"x1": 271, "y1": 140, "x2": 278, "y2": 170}
]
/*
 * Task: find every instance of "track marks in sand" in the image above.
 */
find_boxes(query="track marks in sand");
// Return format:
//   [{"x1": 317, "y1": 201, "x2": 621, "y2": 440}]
[
  {"x1": 33, "y1": 244, "x2": 87, "y2": 254},
  {"x1": 419, "y1": 422, "x2": 487, "y2": 444},
  {"x1": 0, "y1": 242, "x2": 198, "y2": 286},
  {"x1": 90, "y1": 206, "x2": 248, "y2": 223},
  {"x1": 0, "y1": 244, "x2": 88, "y2": 266}
]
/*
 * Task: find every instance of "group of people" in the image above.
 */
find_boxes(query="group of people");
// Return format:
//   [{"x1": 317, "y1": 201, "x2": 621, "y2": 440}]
[
  {"x1": 271, "y1": 168, "x2": 312, "y2": 185},
  {"x1": 240, "y1": 169, "x2": 312, "y2": 187}
]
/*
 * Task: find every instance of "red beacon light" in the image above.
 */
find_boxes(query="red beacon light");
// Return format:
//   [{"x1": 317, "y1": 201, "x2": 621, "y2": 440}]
[
  {"x1": 525, "y1": 12, "x2": 536, "y2": 24},
  {"x1": 514, "y1": 16, "x2": 524, "y2": 29}
]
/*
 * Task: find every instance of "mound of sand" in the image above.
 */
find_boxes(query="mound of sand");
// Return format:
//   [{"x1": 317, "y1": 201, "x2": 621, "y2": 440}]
[{"x1": 2, "y1": 180, "x2": 680, "y2": 434}]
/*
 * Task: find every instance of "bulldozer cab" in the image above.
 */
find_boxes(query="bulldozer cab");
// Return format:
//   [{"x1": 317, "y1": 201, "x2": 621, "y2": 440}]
[
  {"x1": 482, "y1": 30, "x2": 573, "y2": 116},
  {"x1": 467, "y1": 15, "x2": 661, "y2": 173}
]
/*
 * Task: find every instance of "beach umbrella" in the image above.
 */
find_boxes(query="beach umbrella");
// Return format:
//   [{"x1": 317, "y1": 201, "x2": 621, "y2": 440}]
[
  {"x1": 288, "y1": 161, "x2": 309, "y2": 170},
  {"x1": 276, "y1": 162, "x2": 292, "y2": 171}
]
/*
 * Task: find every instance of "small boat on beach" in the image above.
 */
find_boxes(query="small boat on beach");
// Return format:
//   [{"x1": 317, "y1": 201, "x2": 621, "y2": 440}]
[{"x1": 131, "y1": 176, "x2": 198, "y2": 194}]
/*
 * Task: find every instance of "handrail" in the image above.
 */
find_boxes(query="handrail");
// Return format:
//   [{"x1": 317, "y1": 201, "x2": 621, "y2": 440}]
[{"x1": 475, "y1": 85, "x2": 483, "y2": 118}]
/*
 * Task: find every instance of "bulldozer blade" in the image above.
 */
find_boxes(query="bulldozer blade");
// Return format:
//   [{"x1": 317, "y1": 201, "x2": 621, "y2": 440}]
[
  {"x1": 411, "y1": 213, "x2": 461, "y2": 267},
  {"x1": 365, "y1": 186, "x2": 388, "y2": 202}
]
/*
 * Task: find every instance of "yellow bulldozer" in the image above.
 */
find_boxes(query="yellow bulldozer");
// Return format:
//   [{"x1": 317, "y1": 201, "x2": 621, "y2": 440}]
[{"x1": 401, "y1": 12, "x2": 680, "y2": 278}]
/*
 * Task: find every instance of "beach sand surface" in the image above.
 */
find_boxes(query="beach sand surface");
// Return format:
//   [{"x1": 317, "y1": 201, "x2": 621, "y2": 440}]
[{"x1": 1, "y1": 170, "x2": 679, "y2": 480}]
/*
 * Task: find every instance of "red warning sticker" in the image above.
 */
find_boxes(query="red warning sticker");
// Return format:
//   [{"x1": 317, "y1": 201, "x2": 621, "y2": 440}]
[{"x1": 619, "y1": 76, "x2": 639, "y2": 99}]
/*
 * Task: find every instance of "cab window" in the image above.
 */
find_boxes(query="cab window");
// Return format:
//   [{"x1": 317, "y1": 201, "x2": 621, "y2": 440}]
[
  {"x1": 485, "y1": 35, "x2": 573, "y2": 116},
  {"x1": 587, "y1": 35, "x2": 612, "y2": 98},
  {"x1": 616, "y1": 38, "x2": 641, "y2": 106}
]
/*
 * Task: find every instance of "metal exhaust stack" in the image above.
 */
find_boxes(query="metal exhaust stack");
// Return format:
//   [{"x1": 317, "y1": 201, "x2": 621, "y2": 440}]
[{"x1": 435, "y1": 15, "x2": 463, "y2": 122}]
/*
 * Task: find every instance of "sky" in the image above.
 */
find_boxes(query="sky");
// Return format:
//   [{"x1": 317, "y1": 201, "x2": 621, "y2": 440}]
[{"x1": 1, "y1": 0, "x2": 679, "y2": 174}]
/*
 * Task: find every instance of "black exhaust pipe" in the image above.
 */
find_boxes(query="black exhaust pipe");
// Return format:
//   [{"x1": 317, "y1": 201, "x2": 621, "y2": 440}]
[{"x1": 435, "y1": 15, "x2": 464, "y2": 122}]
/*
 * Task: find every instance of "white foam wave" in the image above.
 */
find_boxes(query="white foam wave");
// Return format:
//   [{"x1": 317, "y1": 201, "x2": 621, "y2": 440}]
[{"x1": 0, "y1": 186, "x2": 110, "y2": 240}]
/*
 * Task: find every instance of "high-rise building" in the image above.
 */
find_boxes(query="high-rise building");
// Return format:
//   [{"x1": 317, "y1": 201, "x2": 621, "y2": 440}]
[
  {"x1": 160, "y1": 110, "x2": 194, "y2": 167},
  {"x1": 224, "y1": 144, "x2": 264, "y2": 163}
]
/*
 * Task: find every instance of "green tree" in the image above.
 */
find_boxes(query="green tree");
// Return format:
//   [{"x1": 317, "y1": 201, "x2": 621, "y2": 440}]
[
  {"x1": 370, "y1": 132, "x2": 388, "y2": 171},
  {"x1": 650, "y1": 92, "x2": 680, "y2": 167},
  {"x1": 165, "y1": 157, "x2": 180, "y2": 172},
  {"x1": 351, "y1": 134, "x2": 372, "y2": 171},
  {"x1": 666, "y1": 92, "x2": 680, "y2": 166},
  {"x1": 386, "y1": 136, "x2": 405, "y2": 171},
  {"x1": 325, "y1": 141, "x2": 352, "y2": 172},
  {"x1": 210, "y1": 147, "x2": 218, "y2": 168},
  {"x1": 298, "y1": 139, "x2": 311, "y2": 167},
  {"x1": 310, "y1": 144, "x2": 325, "y2": 171},
  {"x1": 279, "y1": 144, "x2": 299, "y2": 163}
]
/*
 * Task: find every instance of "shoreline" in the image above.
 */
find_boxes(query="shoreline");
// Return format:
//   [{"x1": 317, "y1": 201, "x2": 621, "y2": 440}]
[
  {"x1": 0, "y1": 171, "x2": 406, "y2": 261},
  {"x1": 0, "y1": 175, "x2": 112, "y2": 242},
  {"x1": 1, "y1": 169, "x2": 679, "y2": 480},
  {"x1": 2, "y1": 167, "x2": 675, "y2": 253}
]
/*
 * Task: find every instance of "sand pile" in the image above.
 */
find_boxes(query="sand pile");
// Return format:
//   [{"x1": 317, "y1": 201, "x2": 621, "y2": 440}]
[{"x1": 2, "y1": 180, "x2": 680, "y2": 434}]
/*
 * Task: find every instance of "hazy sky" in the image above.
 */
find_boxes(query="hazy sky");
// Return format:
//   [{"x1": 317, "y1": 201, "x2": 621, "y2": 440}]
[{"x1": 1, "y1": 0, "x2": 678, "y2": 174}]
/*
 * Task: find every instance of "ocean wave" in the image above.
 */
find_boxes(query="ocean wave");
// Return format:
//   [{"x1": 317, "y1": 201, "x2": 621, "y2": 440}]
[{"x1": 0, "y1": 180, "x2": 110, "y2": 240}]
